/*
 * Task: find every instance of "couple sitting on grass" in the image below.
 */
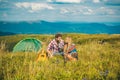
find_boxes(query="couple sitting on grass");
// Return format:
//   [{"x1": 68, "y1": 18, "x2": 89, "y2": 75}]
[{"x1": 47, "y1": 33, "x2": 78, "y2": 61}]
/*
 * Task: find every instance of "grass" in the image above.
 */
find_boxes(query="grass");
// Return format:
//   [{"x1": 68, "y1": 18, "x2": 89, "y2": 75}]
[{"x1": 0, "y1": 34, "x2": 120, "y2": 80}]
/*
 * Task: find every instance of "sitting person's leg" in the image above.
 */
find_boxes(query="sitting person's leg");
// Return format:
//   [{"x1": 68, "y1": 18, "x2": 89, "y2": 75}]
[
  {"x1": 71, "y1": 53, "x2": 78, "y2": 60},
  {"x1": 64, "y1": 53, "x2": 77, "y2": 61},
  {"x1": 63, "y1": 37, "x2": 78, "y2": 61},
  {"x1": 53, "y1": 52, "x2": 64, "y2": 56}
]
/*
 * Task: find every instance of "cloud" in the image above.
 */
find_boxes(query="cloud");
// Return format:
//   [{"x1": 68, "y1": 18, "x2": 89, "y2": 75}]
[
  {"x1": 47, "y1": 0, "x2": 120, "y2": 5},
  {"x1": 57, "y1": 0, "x2": 81, "y2": 3},
  {"x1": 60, "y1": 8, "x2": 69, "y2": 14},
  {"x1": 48, "y1": 0, "x2": 82, "y2": 3},
  {"x1": 59, "y1": 6, "x2": 116, "y2": 16},
  {"x1": 95, "y1": 7, "x2": 115, "y2": 15},
  {"x1": 15, "y1": 2, "x2": 54, "y2": 12},
  {"x1": 93, "y1": 0, "x2": 100, "y2": 3},
  {"x1": 83, "y1": 8, "x2": 94, "y2": 15},
  {"x1": 47, "y1": 0, "x2": 52, "y2": 2},
  {"x1": 60, "y1": 6, "x2": 94, "y2": 15}
]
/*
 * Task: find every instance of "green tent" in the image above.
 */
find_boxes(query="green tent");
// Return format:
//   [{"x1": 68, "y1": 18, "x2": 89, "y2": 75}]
[{"x1": 13, "y1": 38, "x2": 42, "y2": 53}]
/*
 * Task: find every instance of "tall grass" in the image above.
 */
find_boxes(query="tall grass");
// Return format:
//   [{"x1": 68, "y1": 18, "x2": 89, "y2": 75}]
[{"x1": 0, "y1": 34, "x2": 120, "y2": 80}]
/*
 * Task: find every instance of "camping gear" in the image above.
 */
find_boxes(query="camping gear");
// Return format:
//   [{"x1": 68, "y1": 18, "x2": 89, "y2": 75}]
[
  {"x1": 36, "y1": 49, "x2": 47, "y2": 62},
  {"x1": 13, "y1": 38, "x2": 42, "y2": 53}
]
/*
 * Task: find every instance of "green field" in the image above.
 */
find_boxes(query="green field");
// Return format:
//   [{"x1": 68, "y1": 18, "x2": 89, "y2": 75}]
[{"x1": 0, "y1": 34, "x2": 120, "y2": 80}]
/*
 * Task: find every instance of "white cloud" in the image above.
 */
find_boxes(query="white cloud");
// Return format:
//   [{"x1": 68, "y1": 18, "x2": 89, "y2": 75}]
[
  {"x1": 59, "y1": 6, "x2": 94, "y2": 15},
  {"x1": 84, "y1": 8, "x2": 94, "y2": 15},
  {"x1": 60, "y1": 8, "x2": 69, "y2": 14},
  {"x1": 83, "y1": 12, "x2": 91, "y2": 15},
  {"x1": 28, "y1": 10, "x2": 34, "y2": 13},
  {"x1": 83, "y1": 10, "x2": 93, "y2": 15},
  {"x1": 96, "y1": 7, "x2": 115, "y2": 15},
  {"x1": 49, "y1": 0, "x2": 82, "y2": 3},
  {"x1": 79, "y1": 7, "x2": 94, "y2": 15},
  {"x1": 88, "y1": 9, "x2": 93, "y2": 13},
  {"x1": 59, "y1": 6, "x2": 116, "y2": 16},
  {"x1": 47, "y1": 0, "x2": 52, "y2": 2},
  {"x1": 93, "y1": 0, "x2": 100, "y2": 3},
  {"x1": 15, "y1": 2, "x2": 54, "y2": 12}
]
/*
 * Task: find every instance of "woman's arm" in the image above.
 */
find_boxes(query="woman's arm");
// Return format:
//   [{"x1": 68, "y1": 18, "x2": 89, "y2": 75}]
[{"x1": 64, "y1": 44, "x2": 68, "y2": 54}]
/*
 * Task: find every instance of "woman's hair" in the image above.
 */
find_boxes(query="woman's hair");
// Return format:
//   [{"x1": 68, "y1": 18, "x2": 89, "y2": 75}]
[
  {"x1": 64, "y1": 37, "x2": 72, "y2": 53},
  {"x1": 65, "y1": 37, "x2": 72, "y2": 44}
]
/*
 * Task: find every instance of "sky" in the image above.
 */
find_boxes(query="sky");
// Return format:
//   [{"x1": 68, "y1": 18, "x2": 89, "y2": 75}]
[{"x1": 0, "y1": 0, "x2": 120, "y2": 22}]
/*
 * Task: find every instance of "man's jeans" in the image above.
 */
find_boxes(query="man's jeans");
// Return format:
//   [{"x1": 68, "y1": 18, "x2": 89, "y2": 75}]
[{"x1": 52, "y1": 52, "x2": 64, "y2": 56}]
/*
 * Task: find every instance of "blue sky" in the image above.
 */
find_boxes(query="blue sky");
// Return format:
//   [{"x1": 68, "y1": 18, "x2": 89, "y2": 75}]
[{"x1": 0, "y1": 0, "x2": 120, "y2": 22}]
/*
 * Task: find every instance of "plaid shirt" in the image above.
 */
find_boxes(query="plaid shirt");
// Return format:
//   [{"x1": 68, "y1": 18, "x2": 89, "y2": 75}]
[{"x1": 47, "y1": 39, "x2": 64, "y2": 53}]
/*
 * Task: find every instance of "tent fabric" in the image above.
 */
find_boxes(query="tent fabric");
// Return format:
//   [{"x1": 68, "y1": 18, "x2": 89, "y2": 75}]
[{"x1": 13, "y1": 38, "x2": 42, "y2": 53}]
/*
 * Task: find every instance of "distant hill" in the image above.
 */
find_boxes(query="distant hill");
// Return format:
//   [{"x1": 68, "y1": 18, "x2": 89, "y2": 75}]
[
  {"x1": 0, "y1": 31, "x2": 15, "y2": 36},
  {"x1": 0, "y1": 20, "x2": 120, "y2": 34}
]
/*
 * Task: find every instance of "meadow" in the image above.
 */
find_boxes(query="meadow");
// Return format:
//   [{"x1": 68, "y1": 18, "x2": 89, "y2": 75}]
[{"x1": 0, "y1": 34, "x2": 120, "y2": 80}]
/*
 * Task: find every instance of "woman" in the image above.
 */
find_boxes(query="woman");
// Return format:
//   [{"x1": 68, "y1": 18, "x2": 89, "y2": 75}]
[{"x1": 64, "y1": 37, "x2": 78, "y2": 61}]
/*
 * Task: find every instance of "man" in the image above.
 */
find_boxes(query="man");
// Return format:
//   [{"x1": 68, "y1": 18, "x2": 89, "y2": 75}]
[{"x1": 47, "y1": 33, "x2": 64, "y2": 58}]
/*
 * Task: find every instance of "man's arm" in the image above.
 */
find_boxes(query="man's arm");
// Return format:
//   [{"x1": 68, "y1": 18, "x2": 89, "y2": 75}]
[
  {"x1": 47, "y1": 49, "x2": 52, "y2": 57},
  {"x1": 47, "y1": 41, "x2": 53, "y2": 57}
]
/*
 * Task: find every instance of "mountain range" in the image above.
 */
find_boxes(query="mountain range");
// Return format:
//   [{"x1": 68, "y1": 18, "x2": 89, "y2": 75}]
[{"x1": 0, "y1": 20, "x2": 120, "y2": 35}]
